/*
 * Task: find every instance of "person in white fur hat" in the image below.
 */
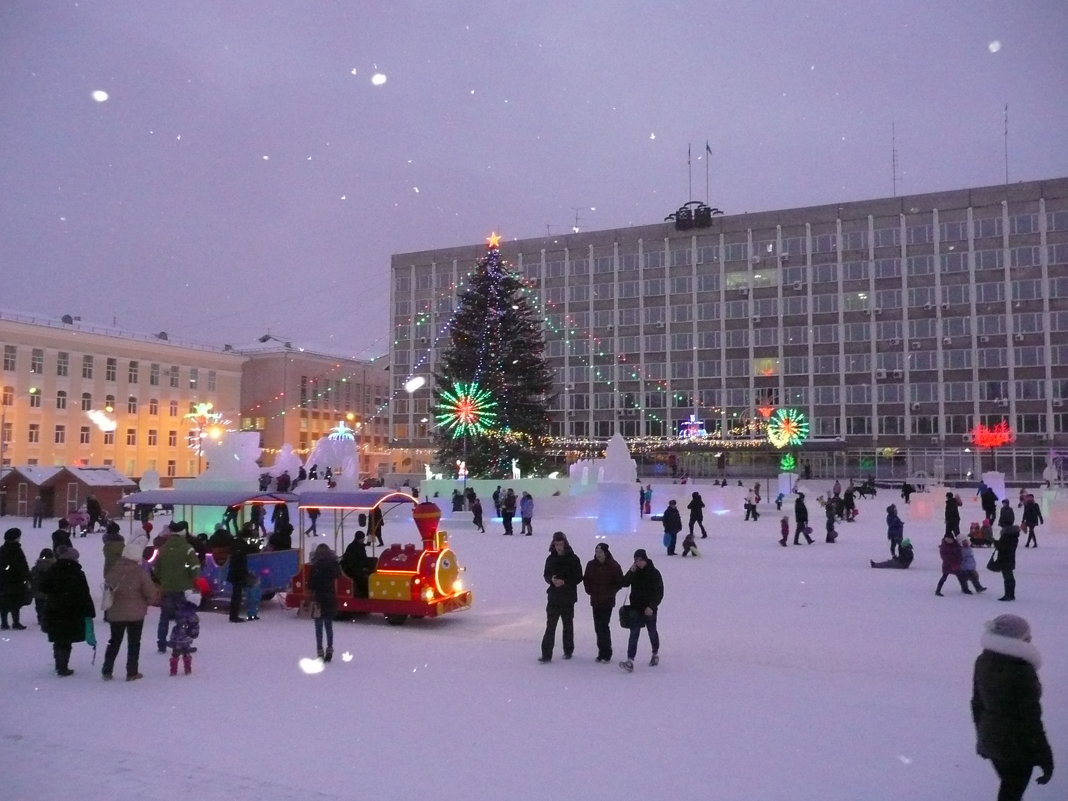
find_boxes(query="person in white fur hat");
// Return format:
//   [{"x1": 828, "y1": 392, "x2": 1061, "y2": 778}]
[
  {"x1": 100, "y1": 538, "x2": 159, "y2": 681},
  {"x1": 971, "y1": 614, "x2": 1054, "y2": 799}
]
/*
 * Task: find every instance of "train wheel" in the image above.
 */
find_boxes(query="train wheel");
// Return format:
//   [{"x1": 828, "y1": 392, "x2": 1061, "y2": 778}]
[{"x1": 384, "y1": 614, "x2": 409, "y2": 626}]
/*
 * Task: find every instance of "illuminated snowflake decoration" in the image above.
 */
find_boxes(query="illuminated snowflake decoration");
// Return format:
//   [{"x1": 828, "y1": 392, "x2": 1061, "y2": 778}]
[
  {"x1": 435, "y1": 382, "x2": 498, "y2": 438},
  {"x1": 767, "y1": 408, "x2": 809, "y2": 449},
  {"x1": 779, "y1": 453, "x2": 797, "y2": 472},
  {"x1": 184, "y1": 402, "x2": 230, "y2": 455}
]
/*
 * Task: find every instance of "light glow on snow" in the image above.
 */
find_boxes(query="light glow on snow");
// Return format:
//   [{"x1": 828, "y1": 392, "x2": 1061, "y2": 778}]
[{"x1": 91, "y1": 90, "x2": 109, "y2": 102}]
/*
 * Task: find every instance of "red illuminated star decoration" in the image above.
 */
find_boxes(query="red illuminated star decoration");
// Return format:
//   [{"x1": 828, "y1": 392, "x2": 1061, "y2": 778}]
[{"x1": 971, "y1": 420, "x2": 1014, "y2": 448}]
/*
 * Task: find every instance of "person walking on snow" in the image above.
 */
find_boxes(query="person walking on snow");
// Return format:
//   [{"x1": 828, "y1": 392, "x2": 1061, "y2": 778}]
[
  {"x1": 661, "y1": 500, "x2": 682, "y2": 556},
  {"x1": 618, "y1": 549, "x2": 664, "y2": 673},
  {"x1": 793, "y1": 494, "x2": 814, "y2": 544}
]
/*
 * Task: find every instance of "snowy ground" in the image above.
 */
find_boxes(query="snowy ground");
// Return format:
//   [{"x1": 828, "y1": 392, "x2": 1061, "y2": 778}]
[{"x1": 1, "y1": 479, "x2": 1064, "y2": 801}]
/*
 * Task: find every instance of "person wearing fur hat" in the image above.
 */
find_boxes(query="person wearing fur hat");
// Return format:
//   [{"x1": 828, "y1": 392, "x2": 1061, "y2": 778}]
[
  {"x1": 971, "y1": 614, "x2": 1054, "y2": 798},
  {"x1": 37, "y1": 547, "x2": 95, "y2": 676},
  {"x1": 153, "y1": 522, "x2": 201, "y2": 652},
  {"x1": 582, "y1": 542, "x2": 624, "y2": 663},
  {"x1": 101, "y1": 539, "x2": 159, "y2": 681},
  {"x1": 101, "y1": 521, "x2": 125, "y2": 578},
  {"x1": 618, "y1": 549, "x2": 664, "y2": 672},
  {"x1": 0, "y1": 528, "x2": 31, "y2": 630},
  {"x1": 538, "y1": 532, "x2": 583, "y2": 663}
]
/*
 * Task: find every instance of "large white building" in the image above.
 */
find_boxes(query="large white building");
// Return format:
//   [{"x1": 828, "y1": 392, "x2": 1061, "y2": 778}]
[{"x1": 388, "y1": 177, "x2": 1068, "y2": 480}]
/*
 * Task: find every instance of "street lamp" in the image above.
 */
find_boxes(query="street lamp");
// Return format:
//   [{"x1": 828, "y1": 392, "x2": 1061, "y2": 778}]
[{"x1": 259, "y1": 333, "x2": 295, "y2": 448}]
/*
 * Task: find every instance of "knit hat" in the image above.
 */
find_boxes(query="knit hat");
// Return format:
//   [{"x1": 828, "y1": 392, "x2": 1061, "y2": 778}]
[
  {"x1": 102, "y1": 525, "x2": 124, "y2": 543},
  {"x1": 106, "y1": 521, "x2": 122, "y2": 537},
  {"x1": 986, "y1": 614, "x2": 1031, "y2": 641},
  {"x1": 946, "y1": 492, "x2": 955, "y2": 499},
  {"x1": 3, "y1": 527, "x2": 20, "y2": 542},
  {"x1": 168, "y1": 520, "x2": 189, "y2": 533},
  {"x1": 59, "y1": 547, "x2": 80, "y2": 561},
  {"x1": 633, "y1": 548, "x2": 649, "y2": 561}
]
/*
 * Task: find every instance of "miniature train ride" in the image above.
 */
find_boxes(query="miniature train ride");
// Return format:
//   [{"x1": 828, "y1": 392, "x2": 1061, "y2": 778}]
[{"x1": 285, "y1": 494, "x2": 473, "y2": 625}]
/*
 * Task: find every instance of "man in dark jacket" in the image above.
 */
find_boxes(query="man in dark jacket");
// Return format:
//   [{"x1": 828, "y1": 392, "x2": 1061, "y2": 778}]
[
  {"x1": 538, "y1": 532, "x2": 583, "y2": 663},
  {"x1": 997, "y1": 499, "x2": 1015, "y2": 529},
  {"x1": 971, "y1": 614, "x2": 1054, "y2": 797},
  {"x1": 793, "y1": 494, "x2": 813, "y2": 544},
  {"x1": 662, "y1": 500, "x2": 682, "y2": 555},
  {"x1": 1021, "y1": 494, "x2": 1044, "y2": 548},
  {"x1": 0, "y1": 528, "x2": 31, "y2": 629},
  {"x1": 227, "y1": 537, "x2": 252, "y2": 622},
  {"x1": 944, "y1": 492, "x2": 962, "y2": 538},
  {"x1": 980, "y1": 486, "x2": 999, "y2": 524},
  {"x1": 994, "y1": 525, "x2": 1021, "y2": 601},
  {"x1": 619, "y1": 549, "x2": 664, "y2": 672},
  {"x1": 582, "y1": 542, "x2": 624, "y2": 663}
]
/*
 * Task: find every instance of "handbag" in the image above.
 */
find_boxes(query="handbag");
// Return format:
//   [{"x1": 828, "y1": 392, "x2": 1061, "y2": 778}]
[
  {"x1": 617, "y1": 604, "x2": 636, "y2": 629},
  {"x1": 986, "y1": 553, "x2": 1003, "y2": 573}
]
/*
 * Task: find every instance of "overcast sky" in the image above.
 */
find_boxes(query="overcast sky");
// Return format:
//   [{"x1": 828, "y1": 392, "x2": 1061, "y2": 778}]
[{"x1": 2, "y1": 1, "x2": 1066, "y2": 359}]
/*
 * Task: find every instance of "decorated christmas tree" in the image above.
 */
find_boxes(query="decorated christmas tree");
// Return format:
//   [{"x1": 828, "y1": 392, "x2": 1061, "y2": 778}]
[{"x1": 433, "y1": 233, "x2": 555, "y2": 477}]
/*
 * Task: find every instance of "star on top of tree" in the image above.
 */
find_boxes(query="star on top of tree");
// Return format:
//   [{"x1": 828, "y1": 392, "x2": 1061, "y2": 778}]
[{"x1": 486, "y1": 232, "x2": 502, "y2": 249}]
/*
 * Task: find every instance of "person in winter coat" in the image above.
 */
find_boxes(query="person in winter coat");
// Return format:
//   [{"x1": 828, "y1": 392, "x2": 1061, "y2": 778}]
[
  {"x1": 794, "y1": 494, "x2": 813, "y2": 544},
  {"x1": 935, "y1": 535, "x2": 971, "y2": 596},
  {"x1": 1021, "y1": 495, "x2": 1044, "y2": 548},
  {"x1": 582, "y1": 542, "x2": 624, "y2": 663},
  {"x1": 153, "y1": 522, "x2": 201, "y2": 652},
  {"x1": 32, "y1": 494, "x2": 46, "y2": 529},
  {"x1": 85, "y1": 493, "x2": 103, "y2": 535},
  {"x1": 997, "y1": 499, "x2": 1015, "y2": 529},
  {"x1": 30, "y1": 548, "x2": 56, "y2": 629},
  {"x1": 824, "y1": 499, "x2": 838, "y2": 543},
  {"x1": 38, "y1": 547, "x2": 95, "y2": 676},
  {"x1": 944, "y1": 492, "x2": 963, "y2": 539},
  {"x1": 618, "y1": 548, "x2": 664, "y2": 672},
  {"x1": 227, "y1": 536, "x2": 252, "y2": 622},
  {"x1": 500, "y1": 489, "x2": 517, "y2": 536},
  {"x1": 167, "y1": 597, "x2": 200, "y2": 676},
  {"x1": 661, "y1": 499, "x2": 683, "y2": 555},
  {"x1": 340, "y1": 531, "x2": 373, "y2": 598},
  {"x1": 101, "y1": 521, "x2": 125, "y2": 579},
  {"x1": 308, "y1": 543, "x2": 342, "y2": 662},
  {"x1": 638, "y1": 485, "x2": 646, "y2": 519},
  {"x1": 51, "y1": 519, "x2": 73, "y2": 553},
  {"x1": 687, "y1": 492, "x2": 708, "y2": 536},
  {"x1": 980, "y1": 486, "x2": 999, "y2": 524},
  {"x1": 971, "y1": 614, "x2": 1054, "y2": 799},
  {"x1": 681, "y1": 531, "x2": 700, "y2": 557},
  {"x1": 538, "y1": 532, "x2": 583, "y2": 663},
  {"x1": 994, "y1": 525, "x2": 1021, "y2": 601},
  {"x1": 368, "y1": 505, "x2": 385, "y2": 547},
  {"x1": 470, "y1": 497, "x2": 485, "y2": 533},
  {"x1": 843, "y1": 487, "x2": 857, "y2": 522},
  {"x1": 519, "y1": 492, "x2": 535, "y2": 536},
  {"x1": 0, "y1": 528, "x2": 31, "y2": 630},
  {"x1": 101, "y1": 539, "x2": 158, "y2": 681},
  {"x1": 959, "y1": 537, "x2": 988, "y2": 594},
  {"x1": 885, "y1": 504, "x2": 904, "y2": 557},
  {"x1": 871, "y1": 538, "x2": 914, "y2": 569}
]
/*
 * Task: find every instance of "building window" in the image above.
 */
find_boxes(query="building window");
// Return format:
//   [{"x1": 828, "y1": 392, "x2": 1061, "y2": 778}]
[
  {"x1": 1, "y1": 386, "x2": 11, "y2": 407},
  {"x1": 57, "y1": 351, "x2": 69, "y2": 377},
  {"x1": 103, "y1": 430, "x2": 114, "y2": 446},
  {"x1": 189, "y1": 368, "x2": 198, "y2": 389},
  {"x1": 166, "y1": 460, "x2": 177, "y2": 477},
  {"x1": 128, "y1": 360, "x2": 139, "y2": 384},
  {"x1": 207, "y1": 370, "x2": 217, "y2": 391},
  {"x1": 79, "y1": 426, "x2": 91, "y2": 444},
  {"x1": 28, "y1": 423, "x2": 40, "y2": 444},
  {"x1": 149, "y1": 398, "x2": 159, "y2": 415},
  {"x1": 168, "y1": 430, "x2": 178, "y2": 447},
  {"x1": 104, "y1": 394, "x2": 115, "y2": 412},
  {"x1": 169, "y1": 366, "x2": 179, "y2": 388},
  {"x1": 29, "y1": 391, "x2": 41, "y2": 409},
  {"x1": 127, "y1": 396, "x2": 138, "y2": 414},
  {"x1": 150, "y1": 363, "x2": 160, "y2": 386},
  {"x1": 54, "y1": 424, "x2": 66, "y2": 444},
  {"x1": 147, "y1": 429, "x2": 158, "y2": 446},
  {"x1": 31, "y1": 349, "x2": 43, "y2": 374},
  {"x1": 169, "y1": 400, "x2": 179, "y2": 417},
  {"x1": 56, "y1": 390, "x2": 67, "y2": 410},
  {"x1": 82, "y1": 355, "x2": 94, "y2": 379},
  {"x1": 126, "y1": 428, "x2": 137, "y2": 446},
  {"x1": 106, "y1": 358, "x2": 117, "y2": 381},
  {"x1": 2, "y1": 345, "x2": 14, "y2": 372}
]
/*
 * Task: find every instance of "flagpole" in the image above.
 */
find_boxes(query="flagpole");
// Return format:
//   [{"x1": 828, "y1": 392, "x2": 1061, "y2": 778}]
[
  {"x1": 704, "y1": 140, "x2": 711, "y2": 203},
  {"x1": 687, "y1": 143, "x2": 692, "y2": 201}
]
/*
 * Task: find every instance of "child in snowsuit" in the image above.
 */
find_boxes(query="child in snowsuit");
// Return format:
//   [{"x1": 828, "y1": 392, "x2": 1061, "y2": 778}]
[
  {"x1": 681, "y1": 531, "x2": 700, "y2": 557},
  {"x1": 825, "y1": 501, "x2": 838, "y2": 543},
  {"x1": 244, "y1": 573, "x2": 262, "y2": 621},
  {"x1": 779, "y1": 516, "x2": 789, "y2": 547},
  {"x1": 959, "y1": 538, "x2": 987, "y2": 593},
  {"x1": 168, "y1": 597, "x2": 200, "y2": 675}
]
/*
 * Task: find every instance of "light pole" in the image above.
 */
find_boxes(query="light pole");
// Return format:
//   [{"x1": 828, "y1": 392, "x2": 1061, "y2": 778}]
[{"x1": 259, "y1": 333, "x2": 294, "y2": 450}]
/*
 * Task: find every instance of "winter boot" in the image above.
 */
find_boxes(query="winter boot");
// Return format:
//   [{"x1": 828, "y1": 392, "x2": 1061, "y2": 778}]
[
  {"x1": 619, "y1": 659, "x2": 634, "y2": 673},
  {"x1": 323, "y1": 647, "x2": 333, "y2": 664},
  {"x1": 317, "y1": 647, "x2": 325, "y2": 660},
  {"x1": 182, "y1": 655, "x2": 192, "y2": 675},
  {"x1": 169, "y1": 657, "x2": 179, "y2": 676},
  {"x1": 649, "y1": 654, "x2": 659, "y2": 667}
]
